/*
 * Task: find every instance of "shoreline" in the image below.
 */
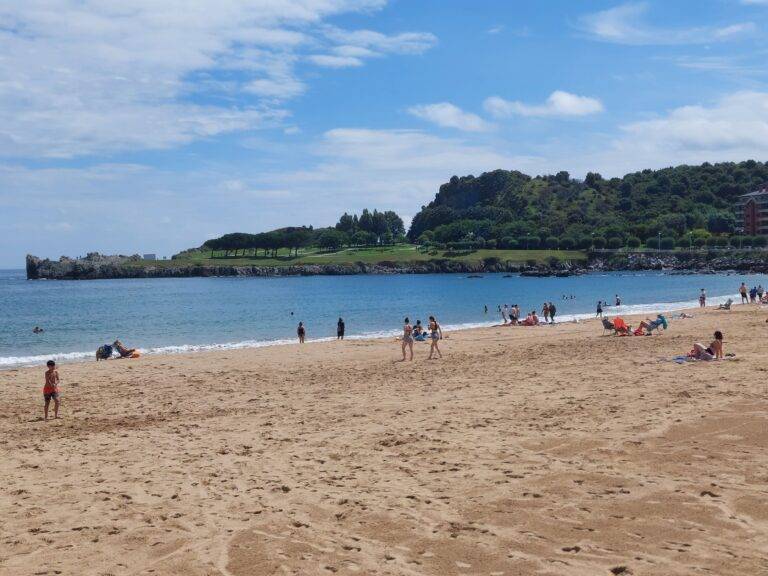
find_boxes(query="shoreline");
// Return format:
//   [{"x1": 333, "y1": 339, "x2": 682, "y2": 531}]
[{"x1": 2, "y1": 290, "x2": 739, "y2": 370}]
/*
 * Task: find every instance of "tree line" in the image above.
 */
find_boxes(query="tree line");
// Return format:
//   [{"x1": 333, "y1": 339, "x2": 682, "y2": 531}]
[
  {"x1": 409, "y1": 160, "x2": 768, "y2": 250},
  {"x1": 201, "y1": 209, "x2": 406, "y2": 256}
]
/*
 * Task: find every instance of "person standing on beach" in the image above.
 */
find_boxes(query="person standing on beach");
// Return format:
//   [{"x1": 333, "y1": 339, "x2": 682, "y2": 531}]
[
  {"x1": 43, "y1": 360, "x2": 60, "y2": 421},
  {"x1": 615, "y1": 294, "x2": 621, "y2": 307},
  {"x1": 596, "y1": 301, "x2": 603, "y2": 318},
  {"x1": 501, "y1": 304, "x2": 509, "y2": 324},
  {"x1": 548, "y1": 301, "x2": 556, "y2": 324},
  {"x1": 542, "y1": 302, "x2": 550, "y2": 323},
  {"x1": 337, "y1": 318, "x2": 345, "y2": 340},
  {"x1": 297, "y1": 322, "x2": 306, "y2": 343},
  {"x1": 400, "y1": 317, "x2": 414, "y2": 361},
  {"x1": 699, "y1": 289, "x2": 706, "y2": 308},
  {"x1": 740, "y1": 282, "x2": 748, "y2": 304},
  {"x1": 427, "y1": 316, "x2": 443, "y2": 359}
]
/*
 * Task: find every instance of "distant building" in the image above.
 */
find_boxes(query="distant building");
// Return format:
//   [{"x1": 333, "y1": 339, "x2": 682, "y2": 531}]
[
  {"x1": 143, "y1": 253, "x2": 157, "y2": 261},
  {"x1": 736, "y1": 187, "x2": 768, "y2": 236}
]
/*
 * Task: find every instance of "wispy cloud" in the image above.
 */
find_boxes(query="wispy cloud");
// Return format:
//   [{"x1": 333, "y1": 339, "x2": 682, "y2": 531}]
[
  {"x1": 308, "y1": 27, "x2": 437, "y2": 68},
  {"x1": 0, "y1": 1, "x2": 435, "y2": 158},
  {"x1": 407, "y1": 102, "x2": 493, "y2": 132},
  {"x1": 484, "y1": 91, "x2": 604, "y2": 118},
  {"x1": 670, "y1": 54, "x2": 768, "y2": 77},
  {"x1": 579, "y1": 2, "x2": 755, "y2": 45}
]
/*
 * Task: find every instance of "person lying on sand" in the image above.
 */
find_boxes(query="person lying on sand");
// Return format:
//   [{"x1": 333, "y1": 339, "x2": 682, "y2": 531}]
[
  {"x1": 690, "y1": 331, "x2": 724, "y2": 360},
  {"x1": 521, "y1": 311, "x2": 540, "y2": 326},
  {"x1": 113, "y1": 340, "x2": 137, "y2": 358}
]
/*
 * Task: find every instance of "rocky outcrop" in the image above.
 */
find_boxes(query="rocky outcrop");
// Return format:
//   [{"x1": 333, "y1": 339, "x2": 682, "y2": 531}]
[
  {"x1": 588, "y1": 251, "x2": 768, "y2": 273},
  {"x1": 27, "y1": 250, "x2": 768, "y2": 280},
  {"x1": 26, "y1": 253, "x2": 549, "y2": 280}
]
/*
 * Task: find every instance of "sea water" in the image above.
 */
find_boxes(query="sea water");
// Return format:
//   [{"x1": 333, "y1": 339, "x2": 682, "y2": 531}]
[{"x1": 1, "y1": 269, "x2": 765, "y2": 368}]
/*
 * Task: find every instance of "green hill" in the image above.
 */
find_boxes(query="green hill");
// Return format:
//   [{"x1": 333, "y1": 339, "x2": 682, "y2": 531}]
[{"x1": 408, "y1": 161, "x2": 768, "y2": 249}]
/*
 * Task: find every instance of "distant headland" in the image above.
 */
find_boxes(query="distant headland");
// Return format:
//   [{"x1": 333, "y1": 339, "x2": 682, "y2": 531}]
[{"x1": 26, "y1": 160, "x2": 768, "y2": 280}]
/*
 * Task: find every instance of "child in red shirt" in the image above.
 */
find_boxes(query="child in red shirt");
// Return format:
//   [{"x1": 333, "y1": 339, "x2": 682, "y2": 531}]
[{"x1": 43, "y1": 360, "x2": 60, "y2": 421}]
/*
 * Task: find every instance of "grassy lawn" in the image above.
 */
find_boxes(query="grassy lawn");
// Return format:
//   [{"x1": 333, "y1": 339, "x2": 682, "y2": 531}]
[{"x1": 132, "y1": 245, "x2": 586, "y2": 268}]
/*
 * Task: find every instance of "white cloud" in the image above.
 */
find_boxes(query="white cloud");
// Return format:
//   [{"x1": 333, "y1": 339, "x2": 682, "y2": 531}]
[
  {"x1": 484, "y1": 91, "x2": 604, "y2": 118},
  {"x1": 407, "y1": 102, "x2": 492, "y2": 132},
  {"x1": 579, "y1": 2, "x2": 755, "y2": 45},
  {"x1": 322, "y1": 27, "x2": 438, "y2": 54},
  {"x1": 307, "y1": 54, "x2": 364, "y2": 68},
  {"x1": 0, "y1": 1, "x2": 434, "y2": 158},
  {"x1": 307, "y1": 26, "x2": 437, "y2": 68},
  {"x1": 618, "y1": 91, "x2": 768, "y2": 154},
  {"x1": 555, "y1": 90, "x2": 768, "y2": 177}
]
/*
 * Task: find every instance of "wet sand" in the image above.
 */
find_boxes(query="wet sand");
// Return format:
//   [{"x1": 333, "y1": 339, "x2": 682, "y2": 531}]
[{"x1": 2, "y1": 306, "x2": 768, "y2": 575}]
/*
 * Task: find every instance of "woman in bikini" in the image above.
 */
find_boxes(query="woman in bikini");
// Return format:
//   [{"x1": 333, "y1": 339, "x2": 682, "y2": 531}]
[
  {"x1": 692, "y1": 330, "x2": 723, "y2": 360},
  {"x1": 401, "y1": 317, "x2": 414, "y2": 361},
  {"x1": 427, "y1": 315, "x2": 443, "y2": 359}
]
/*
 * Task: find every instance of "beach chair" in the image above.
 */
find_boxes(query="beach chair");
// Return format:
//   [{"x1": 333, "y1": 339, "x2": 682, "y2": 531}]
[
  {"x1": 717, "y1": 298, "x2": 733, "y2": 310},
  {"x1": 601, "y1": 318, "x2": 615, "y2": 334},
  {"x1": 645, "y1": 315, "x2": 668, "y2": 335},
  {"x1": 613, "y1": 317, "x2": 631, "y2": 335}
]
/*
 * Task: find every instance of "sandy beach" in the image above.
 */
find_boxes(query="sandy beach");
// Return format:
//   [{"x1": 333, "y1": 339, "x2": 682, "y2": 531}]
[{"x1": 2, "y1": 306, "x2": 768, "y2": 576}]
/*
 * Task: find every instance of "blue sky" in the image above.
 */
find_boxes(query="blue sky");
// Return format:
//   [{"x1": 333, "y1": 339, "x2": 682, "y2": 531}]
[{"x1": 2, "y1": 0, "x2": 768, "y2": 267}]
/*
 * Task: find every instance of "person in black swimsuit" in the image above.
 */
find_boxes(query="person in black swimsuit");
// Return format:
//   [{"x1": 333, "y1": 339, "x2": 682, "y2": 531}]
[
  {"x1": 693, "y1": 330, "x2": 723, "y2": 360},
  {"x1": 297, "y1": 322, "x2": 306, "y2": 344},
  {"x1": 337, "y1": 318, "x2": 345, "y2": 340},
  {"x1": 427, "y1": 316, "x2": 443, "y2": 359},
  {"x1": 400, "y1": 317, "x2": 414, "y2": 361}
]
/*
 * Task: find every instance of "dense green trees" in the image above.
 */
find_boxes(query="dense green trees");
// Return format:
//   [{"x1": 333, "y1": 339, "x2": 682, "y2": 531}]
[
  {"x1": 202, "y1": 208, "x2": 406, "y2": 255},
  {"x1": 408, "y1": 161, "x2": 768, "y2": 248},
  {"x1": 336, "y1": 209, "x2": 404, "y2": 242}
]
